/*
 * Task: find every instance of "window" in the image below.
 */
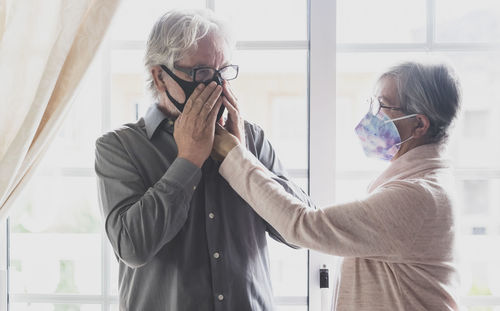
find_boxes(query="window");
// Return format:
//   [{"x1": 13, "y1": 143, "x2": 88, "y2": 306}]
[
  {"x1": 336, "y1": 1, "x2": 500, "y2": 310},
  {"x1": 3, "y1": 1, "x2": 500, "y2": 310},
  {"x1": 5, "y1": 0, "x2": 309, "y2": 310}
]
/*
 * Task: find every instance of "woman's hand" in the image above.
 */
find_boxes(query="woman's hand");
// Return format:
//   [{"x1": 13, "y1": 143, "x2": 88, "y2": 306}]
[
  {"x1": 212, "y1": 124, "x2": 240, "y2": 161},
  {"x1": 174, "y1": 82, "x2": 223, "y2": 168},
  {"x1": 220, "y1": 80, "x2": 245, "y2": 146}
]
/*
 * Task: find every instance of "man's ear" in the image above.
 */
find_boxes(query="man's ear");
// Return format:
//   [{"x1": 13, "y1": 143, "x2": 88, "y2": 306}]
[
  {"x1": 151, "y1": 66, "x2": 166, "y2": 92},
  {"x1": 413, "y1": 114, "x2": 430, "y2": 139}
]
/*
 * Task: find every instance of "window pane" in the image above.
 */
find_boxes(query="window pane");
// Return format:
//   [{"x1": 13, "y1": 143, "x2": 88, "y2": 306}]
[
  {"x1": 41, "y1": 55, "x2": 102, "y2": 169},
  {"x1": 109, "y1": 247, "x2": 119, "y2": 295},
  {"x1": 10, "y1": 177, "x2": 101, "y2": 295},
  {"x1": 435, "y1": 0, "x2": 500, "y2": 43},
  {"x1": 436, "y1": 52, "x2": 500, "y2": 170},
  {"x1": 458, "y1": 236, "x2": 500, "y2": 297},
  {"x1": 11, "y1": 304, "x2": 100, "y2": 311},
  {"x1": 231, "y1": 50, "x2": 308, "y2": 170},
  {"x1": 456, "y1": 177, "x2": 500, "y2": 298},
  {"x1": 110, "y1": 50, "x2": 149, "y2": 129},
  {"x1": 337, "y1": 0, "x2": 426, "y2": 43},
  {"x1": 108, "y1": 0, "x2": 205, "y2": 41},
  {"x1": 215, "y1": 0, "x2": 307, "y2": 41},
  {"x1": 462, "y1": 180, "x2": 489, "y2": 216},
  {"x1": 268, "y1": 238, "x2": 308, "y2": 297}
]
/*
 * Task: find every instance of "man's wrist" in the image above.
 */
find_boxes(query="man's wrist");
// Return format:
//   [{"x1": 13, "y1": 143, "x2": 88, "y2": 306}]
[{"x1": 177, "y1": 153, "x2": 204, "y2": 168}]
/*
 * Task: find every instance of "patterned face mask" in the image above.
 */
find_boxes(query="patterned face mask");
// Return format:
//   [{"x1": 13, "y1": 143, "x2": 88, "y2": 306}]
[{"x1": 355, "y1": 110, "x2": 417, "y2": 161}]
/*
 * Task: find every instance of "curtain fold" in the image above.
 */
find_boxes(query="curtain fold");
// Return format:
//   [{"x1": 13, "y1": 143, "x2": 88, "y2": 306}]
[{"x1": 0, "y1": 0, "x2": 122, "y2": 221}]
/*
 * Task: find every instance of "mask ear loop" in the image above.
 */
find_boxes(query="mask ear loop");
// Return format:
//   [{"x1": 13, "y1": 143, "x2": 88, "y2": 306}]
[
  {"x1": 383, "y1": 113, "x2": 418, "y2": 124},
  {"x1": 386, "y1": 114, "x2": 419, "y2": 146},
  {"x1": 394, "y1": 135, "x2": 414, "y2": 147},
  {"x1": 160, "y1": 65, "x2": 195, "y2": 107}
]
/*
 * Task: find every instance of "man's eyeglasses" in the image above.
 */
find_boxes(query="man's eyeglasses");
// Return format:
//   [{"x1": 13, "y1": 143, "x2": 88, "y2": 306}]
[
  {"x1": 174, "y1": 64, "x2": 239, "y2": 83},
  {"x1": 368, "y1": 97, "x2": 403, "y2": 116}
]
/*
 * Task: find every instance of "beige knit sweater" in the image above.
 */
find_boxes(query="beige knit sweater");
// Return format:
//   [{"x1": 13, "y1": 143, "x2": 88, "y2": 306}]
[{"x1": 219, "y1": 143, "x2": 460, "y2": 311}]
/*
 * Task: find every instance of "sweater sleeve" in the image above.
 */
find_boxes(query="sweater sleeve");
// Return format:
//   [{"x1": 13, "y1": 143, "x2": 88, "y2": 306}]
[
  {"x1": 219, "y1": 144, "x2": 431, "y2": 258},
  {"x1": 244, "y1": 121, "x2": 315, "y2": 247}
]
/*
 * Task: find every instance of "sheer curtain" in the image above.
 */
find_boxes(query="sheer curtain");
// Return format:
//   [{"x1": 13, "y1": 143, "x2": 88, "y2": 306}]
[{"x1": 0, "y1": 0, "x2": 121, "y2": 220}]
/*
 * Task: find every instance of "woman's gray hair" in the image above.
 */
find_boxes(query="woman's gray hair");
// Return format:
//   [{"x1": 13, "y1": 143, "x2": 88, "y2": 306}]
[
  {"x1": 144, "y1": 9, "x2": 234, "y2": 99},
  {"x1": 379, "y1": 61, "x2": 462, "y2": 143}
]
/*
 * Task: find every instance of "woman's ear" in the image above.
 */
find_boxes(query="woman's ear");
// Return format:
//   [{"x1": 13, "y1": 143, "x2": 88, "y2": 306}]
[
  {"x1": 151, "y1": 66, "x2": 166, "y2": 92},
  {"x1": 413, "y1": 114, "x2": 430, "y2": 139}
]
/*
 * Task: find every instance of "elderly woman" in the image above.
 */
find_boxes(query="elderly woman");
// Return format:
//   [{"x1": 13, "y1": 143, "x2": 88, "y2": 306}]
[{"x1": 206, "y1": 61, "x2": 461, "y2": 310}]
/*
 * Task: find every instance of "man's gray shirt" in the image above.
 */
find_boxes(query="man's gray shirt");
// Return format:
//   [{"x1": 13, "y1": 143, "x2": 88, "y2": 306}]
[{"x1": 95, "y1": 104, "x2": 314, "y2": 311}]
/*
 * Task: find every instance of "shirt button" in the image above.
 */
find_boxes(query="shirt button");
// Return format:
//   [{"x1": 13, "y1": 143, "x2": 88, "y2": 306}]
[
  {"x1": 209, "y1": 213, "x2": 215, "y2": 219},
  {"x1": 213, "y1": 252, "x2": 220, "y2": 259},
  {"x1": 218, "y1": 294, "x2": 224, "y2": 301},
  {"x1": 193, "y1": 186, "x2": 197, "y2": 190},
  {"x1": 168, "y1": 120, "x2": 174, "y2": 126}
]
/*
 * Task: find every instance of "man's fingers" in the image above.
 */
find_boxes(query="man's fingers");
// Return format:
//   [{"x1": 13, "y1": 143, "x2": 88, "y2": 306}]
[
  {"x1": 222, "y1": 81, "x2": 240, "y2": 112},
  {"x1": 223, "y1": 80, "x2": 238, "y2": 100},
  {"x1": 183, "y1": 83, "x2": 205, "y2": 114},
  {"x1": 207, "y1": 96, "x2": 224, "y2": 124},
  {"x1": 222, "y1": 96, "x2": 238, "y2": 120},
  {"x1": 201, "y1": 84, "x2": 223, "y2": 117},
  {"x1": 190, "y1": 81, "x2": 219, "y2": 114}
]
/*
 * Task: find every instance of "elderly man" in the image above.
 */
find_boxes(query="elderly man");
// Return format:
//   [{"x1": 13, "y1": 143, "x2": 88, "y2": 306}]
[{"x1": 95, "y1": 9, "x2": 313, "y2": 311}]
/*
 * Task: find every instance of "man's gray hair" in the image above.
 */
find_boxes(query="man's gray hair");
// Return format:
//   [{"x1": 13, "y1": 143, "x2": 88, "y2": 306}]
[
  {"x1": 379, "y1": 61, "x2": 462, "y2": 143},
  {"x1": 144, "y1": 9, "x2": 234, "y2": 98}
]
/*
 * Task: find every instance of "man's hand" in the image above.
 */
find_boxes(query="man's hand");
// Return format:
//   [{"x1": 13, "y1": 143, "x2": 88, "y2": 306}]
[
  {"x1": 174, "y1": 82, "x2": 223, "y2": 168},
  {"x1": 221, "y1": 80, "x2": 245, "y2": 146}
]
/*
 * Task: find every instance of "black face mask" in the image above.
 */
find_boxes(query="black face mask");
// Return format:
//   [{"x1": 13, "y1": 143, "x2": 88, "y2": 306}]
[{"x1": 160, "y1": 65, "x2": 225, "y2": 122}]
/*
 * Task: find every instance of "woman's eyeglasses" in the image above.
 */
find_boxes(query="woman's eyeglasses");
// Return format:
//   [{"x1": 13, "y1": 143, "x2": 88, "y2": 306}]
[{"x1": 368, "y1": 97, "x2": 403, "y2": 116}]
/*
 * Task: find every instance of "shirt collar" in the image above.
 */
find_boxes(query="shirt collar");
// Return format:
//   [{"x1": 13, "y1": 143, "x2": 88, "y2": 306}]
[{"x1": 144, "y1": 104, "x2": 174, "y2": 139}]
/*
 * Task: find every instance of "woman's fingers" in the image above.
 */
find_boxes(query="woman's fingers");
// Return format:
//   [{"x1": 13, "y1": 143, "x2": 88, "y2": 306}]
[
  {"x1": 213, "y1": 121, "x2": 240, "y2": 159},
  {"x1": 215, "y1": 123, "x2": 226, "y2": 135}
]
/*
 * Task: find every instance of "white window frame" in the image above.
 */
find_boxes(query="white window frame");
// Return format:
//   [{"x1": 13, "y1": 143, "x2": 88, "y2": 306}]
[{"x1": 308, "y1": 0, "x2": 338, "y2": 310}]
